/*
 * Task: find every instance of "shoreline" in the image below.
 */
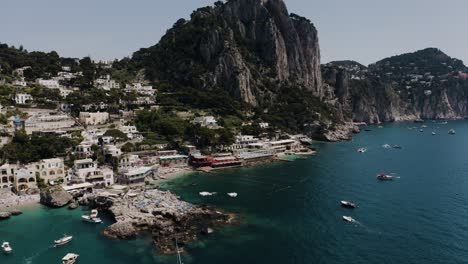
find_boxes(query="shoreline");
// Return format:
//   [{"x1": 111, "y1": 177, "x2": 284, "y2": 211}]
[{"x1": 0, "y1": 192, "x2": 40, "y2": 211}]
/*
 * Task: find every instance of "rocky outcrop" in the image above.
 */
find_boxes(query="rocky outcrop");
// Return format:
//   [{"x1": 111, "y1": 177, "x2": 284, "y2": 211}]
[
  {"x1": 133, "y1": 0, "x2": 322, "y2": 105},
  {"x1": 39, "y1": 186, "x2": 73, "y2": 208},
  {"x1": 0, "y1": 212, "x2": 11, "y2": 220},
  {"x1": 94, "y1": 189, "x2": 234, "y2": 255},
  {"x1": 103, "y1": 221, "x2": 137, "y2": 239}
]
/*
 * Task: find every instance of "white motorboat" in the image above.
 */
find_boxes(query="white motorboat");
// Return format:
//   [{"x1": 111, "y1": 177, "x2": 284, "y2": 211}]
[
  {"x1": 62, "y1": 253, "x2": 79, "y2": 264},
  {"x1": 82, "y1": 209, "x2": 102, "y2": 224},
  {"x1": 448, "y1": 129, "x2": 456, "y2": 135},
  {"x1": 341, "y1": 201, "x2": 357, "y2": 208},
  {"x1": 1, "y1": 242, "x2": 12, "y2": 253},
  {"x1": 342, "y1": 216, "x2": 354, "y2": 222},
  {"x1": 199, "y1": 192, "x2": 215, "y2": 196},
  {"x1": 432, "y1": 132, "x2": 436, "y2": 135},
  {"x1": 227, "y1": 192, "x2": 238, "y2": 198},
  {"x1": 54, "y1": 235, "x2": 73, "y2": 246},
  {"x1": 357, "y1": 147, "x2": 367, "y2": 153}
]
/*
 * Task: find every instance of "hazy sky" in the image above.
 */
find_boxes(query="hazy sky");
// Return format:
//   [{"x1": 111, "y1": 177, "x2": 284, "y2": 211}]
[{"x1": 2, "y1": 0, "x2": 467, "y2": 65}]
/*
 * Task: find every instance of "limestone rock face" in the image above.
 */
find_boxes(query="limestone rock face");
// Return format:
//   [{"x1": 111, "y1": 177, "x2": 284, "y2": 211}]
[
  {"x1": 133, "y1": 0, "x2": 322, "y2": 106},
  {"x1": 39, "y1": 186, "x2": 72, "y2": 208}
]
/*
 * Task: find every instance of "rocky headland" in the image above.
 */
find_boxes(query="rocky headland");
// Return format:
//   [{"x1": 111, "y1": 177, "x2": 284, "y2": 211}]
[{"x1": 85, "y1": 189, "x2": 235, "y2": 254}]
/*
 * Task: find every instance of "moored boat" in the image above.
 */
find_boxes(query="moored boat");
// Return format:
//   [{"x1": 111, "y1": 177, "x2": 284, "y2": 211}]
[
  {"x1": 227, "y1": 192, "x2": 238, "y2": 198},
  {"x1": 81, "y1": 209, "x2": 102, "y2": 224},
  {"x1": 62, "y1": 253, "x2": 79, "y2": 264},
  {"x1": 1, "y1": 242, "x2": 12, "y2": 253},
  {"x1": 448, "y1": 129, "x2": 456, "y2": 135},
  {"x1": 341, "y1": 201, "x2": 357, "y2": 208},
  {"x1": 392, "y1": 145, "x2": 402, "y2": 149},
  {"x1": 342, "y1": 216, "x2": 354, "y2": 222},
  {"x1": 357, "y1": 147, "x2": 367, "y2": 153},
  {"x1": 377, "y1": 173, "x2": 394, "y2": 181},
  {"x1": 54, "y1": 235, "x2": 73, "y2": 246}
]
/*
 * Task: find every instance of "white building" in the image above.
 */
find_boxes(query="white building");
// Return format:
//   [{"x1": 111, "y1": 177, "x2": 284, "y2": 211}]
[
  {"x1": 94, "y1": 75, "x2": 120, "y2": 90},
  {"x1": 75, "y1": 143, "x2": 93, "y2": 157},
  {"x1": 24, "y1": 113, "x2": 76, "y2": 134},
  {"x1": 79, "y1": 112, "x2": 109, "y2": 125},
  {"x1": 193, "y1": 116, "x2": 218, "y2": 128},
  {"x1": 104, "y1": 145, "x2": 122, "y2": 157},
  {"x1": 125, "y1": 83, "x2": 155, "y2": 96},
  {"x1": 12, "y1": 66, "x2": 31, "y2": 77},
  {"x1": 118, "y1": 166, "x2": 154, "y2": 185},
  {"x1": 12, "y1": 78, "x2": 27, "y2": 87},
  {"x1": 37, "y1": 79, "x2": 60, "y2": 89},
  {"x1": 15, "y1": 93, "x2": 33, "y2": 104},
  {"x1": 259, "y1": 122, "x2": 269, "y2": 129},
  {"x1": 68, "y1": 159, "x2": 114, "y2": 187}
]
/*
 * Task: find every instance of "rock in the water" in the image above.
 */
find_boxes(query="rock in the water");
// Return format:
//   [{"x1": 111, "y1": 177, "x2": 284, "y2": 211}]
[
  {"x1": 40, "y1": 186, "x2": 73, "y2": 208},
  {"x1": 103, "y1": 221, "x2": 138, "y2": 239},
  {"x1": 0, "y1": 212, "x2": 11, "y2": 220},
  {"x1": 10, "y1": 209, "x2": 22, "y2": 216},
  {"x1": 68, "y1": 202, "x2": 78, "y2": 210}
]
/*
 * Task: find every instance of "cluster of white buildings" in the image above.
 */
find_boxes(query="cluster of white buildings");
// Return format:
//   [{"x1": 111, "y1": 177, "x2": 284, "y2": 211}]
[
  {"x1": 94, "y1": 75, "x2": 120, "y2": 90},
  {"x1": 0, "y1": 158, "x2": 66, "y2": 192}
]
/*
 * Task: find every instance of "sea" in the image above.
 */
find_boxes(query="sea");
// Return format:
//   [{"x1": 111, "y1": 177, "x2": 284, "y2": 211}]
[{"x1": 1, "y1": 120, "x2": 468, "y2": 264}]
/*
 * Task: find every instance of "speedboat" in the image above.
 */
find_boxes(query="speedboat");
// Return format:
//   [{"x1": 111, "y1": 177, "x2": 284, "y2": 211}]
[
  {"x1": 199, "y1": 192, "x2": 215, "y2": 196},
  {"x1": 82, "y1": 209, "x2": 102, "y2": 224},
  {"x1": 342, "y1": 216, "x2": 354, "y2": 222},
  {"x1": 54, "y1": 235, "x2": 73, "y2": 246},
  {"x1": 1, "y1": 242, "x2": 12, "y2": 253},
  {"x1": 62, "y1": 253, "x2": 79, "y2": 264},
  {"x1": 448, "y1": 129, "x2": 456, "y2": 135},
  {"x1": 377, "y1": 173, "x2": 394, "y2": 181},
  {"x1": 357, "y1": 147, "x2": 367, "y2": 153},
  {"x1": 227, "y1": 192, "x2": 238, "y2": 198},
  {"x1": 341, "y1": 201, "x2": 357, "y2": 209}
]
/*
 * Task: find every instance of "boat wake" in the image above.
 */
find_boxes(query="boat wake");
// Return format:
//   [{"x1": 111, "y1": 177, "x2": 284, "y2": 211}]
[{"x1": 23, "y1": 245, "x2": 54, "y2": 264}]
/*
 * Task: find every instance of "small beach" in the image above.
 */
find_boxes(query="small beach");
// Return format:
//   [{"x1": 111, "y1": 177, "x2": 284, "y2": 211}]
[{"x1": 0, "y1": 191, "x2": 40, "y2": 211}]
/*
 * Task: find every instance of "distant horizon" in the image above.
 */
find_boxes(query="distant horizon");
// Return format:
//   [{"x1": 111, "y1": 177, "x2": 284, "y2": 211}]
[{"x1": 2, "y1": 0, "x2": 467, "y2": 65}]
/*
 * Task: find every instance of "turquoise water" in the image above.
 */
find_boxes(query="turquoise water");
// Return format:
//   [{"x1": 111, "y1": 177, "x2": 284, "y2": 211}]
[{"x1": 2, "y1": 121, "x2": 468, "y2": 263}]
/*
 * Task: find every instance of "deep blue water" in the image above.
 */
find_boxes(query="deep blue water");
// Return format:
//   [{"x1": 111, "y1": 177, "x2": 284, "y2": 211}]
[{"x1": 1, "y1": 121, "x2": 468, "y2": 263}]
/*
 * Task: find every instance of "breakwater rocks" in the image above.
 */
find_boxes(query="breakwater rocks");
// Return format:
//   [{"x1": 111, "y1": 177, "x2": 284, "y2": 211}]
[
  {"x1": 88, "y1": 189, "x2": 235, "y2": 254},
  {"x1": 39, "y1": 186, "x2": 73, "y2": 208}
]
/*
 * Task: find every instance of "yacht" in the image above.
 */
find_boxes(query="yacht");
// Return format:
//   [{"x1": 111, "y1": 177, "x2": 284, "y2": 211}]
[
  {"x1": 341, "y1": 201, "x2": 357, "y2": 209},
  {"x1": 377, "y1": 173, "x2": 394, "y2": 181},
  {"x1": 54, "y1": 235, "x2": 73, "y2": 246},
  {"x1": 227, "y1": 192, "x2": 238, "y2": 198},
  {"x1": 342, "y1": 216, "x2": 354, "y2": 222},
  {"x1": 82, "y1": 209, "x2": 102, "y2": 224},
  {"x1": 62, "y1": 253, "x2": 79, "y2": 264},
  {"x1": 1, "y1": 242, "x2": 12, "y2": 253}
]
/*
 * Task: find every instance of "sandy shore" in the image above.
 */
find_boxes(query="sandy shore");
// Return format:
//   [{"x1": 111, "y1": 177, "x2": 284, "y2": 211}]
[
  {"x1": 0, "y1": 191, "x2": 40, "y2": 211},
  {"x1": 154, "y1": 167, "x2": 194, "y2": 184}
]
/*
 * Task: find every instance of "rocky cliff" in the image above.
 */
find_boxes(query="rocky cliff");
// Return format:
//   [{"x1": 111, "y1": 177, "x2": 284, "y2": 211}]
[
  {"x1": 133, "y1": 0, "x2": 322, "y2": 106},
  {"x1": 324, "y1": 49, "x2": 468, "y2": 124}
]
